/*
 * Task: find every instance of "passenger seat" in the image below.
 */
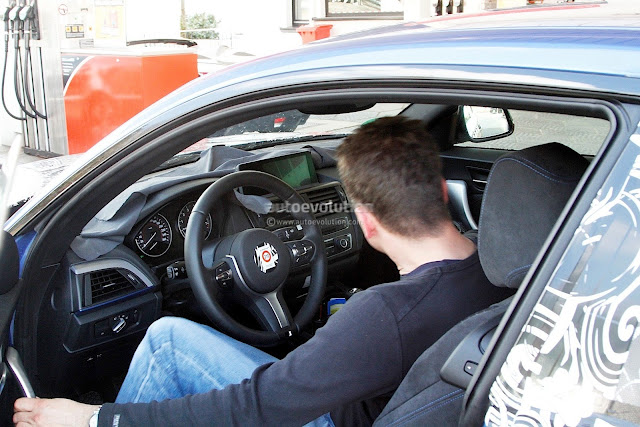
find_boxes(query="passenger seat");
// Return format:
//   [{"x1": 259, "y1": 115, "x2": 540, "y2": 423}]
[{"x1": 373, "y1": 143, "x2": 589, "y2": 426}]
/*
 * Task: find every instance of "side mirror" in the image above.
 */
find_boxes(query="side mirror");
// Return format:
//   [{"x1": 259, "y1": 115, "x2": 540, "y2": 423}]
[{"x1": 457, "y1": 106, "x2": 514, "y2": 143}]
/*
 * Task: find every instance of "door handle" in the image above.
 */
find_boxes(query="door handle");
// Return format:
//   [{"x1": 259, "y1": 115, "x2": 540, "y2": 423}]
[
  {"x1": 0, "y1": 362, "x2": 7, "y2": 396},
  {"x1": 6, "y1": 347, "x2": 35, "y2": 398}
]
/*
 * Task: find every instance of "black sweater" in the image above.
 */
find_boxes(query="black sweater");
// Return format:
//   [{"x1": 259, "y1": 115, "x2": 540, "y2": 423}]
[{"x1": 98, "y1": 251, "x2": 511, "y2": 426}]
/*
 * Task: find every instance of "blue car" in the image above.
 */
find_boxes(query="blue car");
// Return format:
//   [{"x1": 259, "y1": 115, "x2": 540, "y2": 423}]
[{"x1": 2, "y1": 4, "x2": 640, "y2": 425}]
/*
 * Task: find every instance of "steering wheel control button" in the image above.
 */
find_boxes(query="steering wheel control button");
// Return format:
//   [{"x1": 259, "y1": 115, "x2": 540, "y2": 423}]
[
  {"x1": 286, "y1": 225, "x2": 304, "y2": 240},
  {"x1": 254, "y1": 242, "x2": 279, "y2": 273},
  {"x1": 215, "y1": 262, "x2": 233, "y2": 289}
]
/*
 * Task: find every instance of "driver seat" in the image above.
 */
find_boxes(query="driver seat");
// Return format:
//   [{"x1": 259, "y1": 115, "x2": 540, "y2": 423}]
[{"x1": 373, "y1": 142, "x2": 589, "y2": 426}]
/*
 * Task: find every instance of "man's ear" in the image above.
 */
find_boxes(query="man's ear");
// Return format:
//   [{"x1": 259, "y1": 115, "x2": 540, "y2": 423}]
[
  {"x1": 354, "y1": 205, "x2": 379, "y2": 241},
  {"x1": 441, "y1": 178, "x2": 449, "y2": 205}
]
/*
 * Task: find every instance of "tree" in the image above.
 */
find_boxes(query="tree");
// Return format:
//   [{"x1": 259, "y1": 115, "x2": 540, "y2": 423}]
[{"x1": 182, "y1": 13, "x2": 219, "y2": 40}]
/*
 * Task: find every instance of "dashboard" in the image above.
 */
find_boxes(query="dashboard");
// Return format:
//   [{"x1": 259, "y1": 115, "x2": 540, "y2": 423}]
[
  {"x1": 39, "y1": 148, "x2": 363, "y2": 395},
  {"x1": 130, "y1": 153, "x2": 319, "y2": 261},
  {"x1": 124, "y1": 152, "x2": 359, "y2": 272},
  {"x1": 56, "y1": 150, "x2": 361, "y2": 351}
]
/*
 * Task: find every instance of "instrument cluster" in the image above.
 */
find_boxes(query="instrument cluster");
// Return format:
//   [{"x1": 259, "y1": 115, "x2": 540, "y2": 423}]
[{"x1": 131, "y1": 197, "x2": 215, "y2": 261}]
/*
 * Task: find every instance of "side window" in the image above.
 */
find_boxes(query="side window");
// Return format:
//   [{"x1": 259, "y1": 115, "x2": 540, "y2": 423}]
[
  {"x1": 485, "y1": 126, "x2": 640, "y2": 425},
  {"x1": 459, "y1": 110, "x2": 610, "y2": 156}
]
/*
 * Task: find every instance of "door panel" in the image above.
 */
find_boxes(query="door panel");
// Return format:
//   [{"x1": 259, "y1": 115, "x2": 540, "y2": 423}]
[{"x1": 441, "y1": 146, "x2": 506, "y2": 231}]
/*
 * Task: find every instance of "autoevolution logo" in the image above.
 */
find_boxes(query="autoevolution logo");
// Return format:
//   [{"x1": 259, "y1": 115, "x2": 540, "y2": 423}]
[
  {"x1": 254, "y1": 242, "x2": 278, "y2": 273},
  {"x1": 269, "y1": 201, "x2": 372, "y2": 215}
]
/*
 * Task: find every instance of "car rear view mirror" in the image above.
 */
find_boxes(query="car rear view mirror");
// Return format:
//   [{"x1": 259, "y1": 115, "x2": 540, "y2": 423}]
[{"x1": 458, "y1": 105, "x2": 514, "y2": 143}]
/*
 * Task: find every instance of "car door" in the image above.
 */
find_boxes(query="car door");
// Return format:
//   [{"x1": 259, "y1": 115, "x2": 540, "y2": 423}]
[
  {"x1": 0, "y1": 142, "x2": 36, "y2": 425},
  {"x1": 460, "y1": 106, "x2": 640, "y2": 425}
]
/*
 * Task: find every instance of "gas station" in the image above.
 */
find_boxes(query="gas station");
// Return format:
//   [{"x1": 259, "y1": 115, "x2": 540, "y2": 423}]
[
  {"x1": 1, "y1": 0, "x2": 198, "y2": 156},
  {"x1": 0, "y1": 0, "x2": 524, "y2": 159}
]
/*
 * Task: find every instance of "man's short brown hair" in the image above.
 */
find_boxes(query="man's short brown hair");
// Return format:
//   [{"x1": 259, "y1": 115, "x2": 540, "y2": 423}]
[{"x1": 336, "y1": 116, "x2": 450, "y2": 237}]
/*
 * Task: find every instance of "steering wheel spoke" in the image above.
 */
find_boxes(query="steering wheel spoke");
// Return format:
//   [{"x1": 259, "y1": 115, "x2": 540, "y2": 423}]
[
  {"x1": 248, "y1": 290, "x2": 295, "y2": 336},
  {"x1": 201, "y1": 238, "x2": 224, "y2": 270}
]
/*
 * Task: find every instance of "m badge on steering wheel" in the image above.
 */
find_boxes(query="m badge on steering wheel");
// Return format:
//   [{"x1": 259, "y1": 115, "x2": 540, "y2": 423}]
[{"x1": 255, "y1": 242, "x2": 279, "y2": 273}]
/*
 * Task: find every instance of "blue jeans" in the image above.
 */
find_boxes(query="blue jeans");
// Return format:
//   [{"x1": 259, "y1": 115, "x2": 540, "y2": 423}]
[{"x1": 116, "y1": 316, "x2": 334, "y2": 427}]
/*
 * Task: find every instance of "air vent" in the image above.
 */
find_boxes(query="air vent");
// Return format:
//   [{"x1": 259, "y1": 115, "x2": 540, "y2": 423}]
[
  {"x1": 89, "y1": 269, "x2": 136, "y2": 305},
  {"x1": 306, "y1": 186, "x2": 344, "y2": 218}
]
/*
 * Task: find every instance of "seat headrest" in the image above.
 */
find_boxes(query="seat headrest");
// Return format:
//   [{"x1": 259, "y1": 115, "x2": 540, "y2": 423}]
[{"x1": 478, "y1": 143, "x2": 588, "y2": 289}]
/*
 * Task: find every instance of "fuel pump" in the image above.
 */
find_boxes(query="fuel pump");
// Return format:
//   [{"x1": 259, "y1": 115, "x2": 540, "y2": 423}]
[
  {"x1": 1, "y1": 0, "x2": 195, "y2": 156},
  {"x1": 1, "y1": 0, "x2": 55, "y2": 154}
]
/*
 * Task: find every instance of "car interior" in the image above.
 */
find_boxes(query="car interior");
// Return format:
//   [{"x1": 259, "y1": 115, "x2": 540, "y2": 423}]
[{"x1": 2, "y1": 90, "x2": 615, "y2": 424}]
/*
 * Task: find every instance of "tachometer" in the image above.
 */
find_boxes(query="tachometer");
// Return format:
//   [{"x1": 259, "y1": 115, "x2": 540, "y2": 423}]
[
  {"x1": 134, "y1": 213, "x2": 172, "y2": 257},
  {"x1": 177, "y1": 201, "x2": 212, "y2": 239}
]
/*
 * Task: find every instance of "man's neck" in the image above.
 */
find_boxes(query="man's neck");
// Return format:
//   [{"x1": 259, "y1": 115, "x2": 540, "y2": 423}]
[{"x1": 383, "y1": 223, "x2": 476, "y2": 275}]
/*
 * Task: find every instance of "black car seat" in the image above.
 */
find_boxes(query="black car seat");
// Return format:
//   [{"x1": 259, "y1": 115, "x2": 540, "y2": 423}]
[{"x1": 373, "y1": 142, "x2": 589, "y2": 426}]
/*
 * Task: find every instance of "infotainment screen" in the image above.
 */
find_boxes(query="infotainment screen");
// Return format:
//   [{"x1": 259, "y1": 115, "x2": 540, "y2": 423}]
[{"x1": 239, "y1": 152, "x2": 318, "y2": 189}]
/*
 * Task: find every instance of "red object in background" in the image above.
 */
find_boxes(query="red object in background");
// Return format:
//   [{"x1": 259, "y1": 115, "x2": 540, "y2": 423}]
[
  {"x1": 297, "y1": 25, "x2": 333, "y2": 44},
  {"x1": 62, "y1": 52, "x2": 198, "y2": 154}
]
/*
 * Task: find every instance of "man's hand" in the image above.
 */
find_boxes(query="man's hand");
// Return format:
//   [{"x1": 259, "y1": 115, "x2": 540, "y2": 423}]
[{"x1": 13, "y1": 397, "x2": 100, "y2": 427}]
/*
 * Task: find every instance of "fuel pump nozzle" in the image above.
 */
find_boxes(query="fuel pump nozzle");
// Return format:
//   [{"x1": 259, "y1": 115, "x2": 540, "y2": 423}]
[
  {"x1": 2, "y1": 3, "x2": 13, "y2": 24},
  {"x1": 18, "y1": 1, "x2": 31, "y2": 45},
  {"x1": 7, "y1": 2, "x2": 19, "y2": 22},
  {"x1": 3, "y1": 5, "x2": 12, "y2": 43},
  {"x1": 8, "y1": 2, "x2": 23, "y2": 49},
  {"x1": 23, "y1": 0, "x2": 36, "y2": 38}
]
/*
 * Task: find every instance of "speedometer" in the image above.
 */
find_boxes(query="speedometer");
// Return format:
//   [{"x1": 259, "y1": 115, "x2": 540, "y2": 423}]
[
  {"x1": 177, "y1": 201, "x2": 212, "y2": 239},
  {"x1": 134, "y1": 213, "x2": 172, "y2": 257}
]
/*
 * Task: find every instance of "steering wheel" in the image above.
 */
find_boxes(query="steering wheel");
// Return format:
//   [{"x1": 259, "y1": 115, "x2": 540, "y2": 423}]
[{"x1": 184, "y1": 171, "x2": 328, "y2": 346}]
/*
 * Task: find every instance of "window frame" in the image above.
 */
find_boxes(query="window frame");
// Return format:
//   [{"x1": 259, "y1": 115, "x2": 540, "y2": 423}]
[
  {"x1": 324, "y1": 0, "x2": 403, "y2": 19},
  {"x1": 293, "y1": 0, "x2": 313, "y2": 25}
]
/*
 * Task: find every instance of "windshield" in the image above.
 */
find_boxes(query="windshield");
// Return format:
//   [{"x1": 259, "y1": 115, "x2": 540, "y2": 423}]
[{"x1": 177, "y1": 103, "x2": 410, "y2": 156}]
